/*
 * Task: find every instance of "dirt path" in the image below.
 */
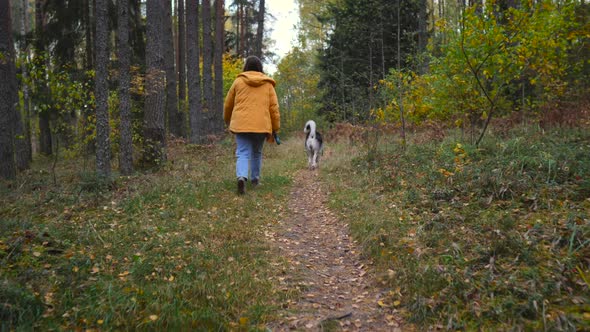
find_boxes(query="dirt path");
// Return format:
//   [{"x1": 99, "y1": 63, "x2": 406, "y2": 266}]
[{"x1": 266, "y1": 170, "x2": 404, "y2": 331}]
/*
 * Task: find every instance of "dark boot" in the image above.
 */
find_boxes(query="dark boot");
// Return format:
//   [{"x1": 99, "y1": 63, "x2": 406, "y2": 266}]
[
  {"x1": 251, "y1": 178, "x2": 259, "y2": 187},
  {"x1": 237, "y1": 177, "x2": 246, "y2": 195}
]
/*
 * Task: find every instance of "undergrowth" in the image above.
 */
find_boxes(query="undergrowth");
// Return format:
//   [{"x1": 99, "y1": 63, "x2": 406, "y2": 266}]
[
  {"x1": 323, "y1": 126, "x2": 590, "y2": 330},
  {"x1": 0, "y1": 137, "x2": 302, "y2": 330}
]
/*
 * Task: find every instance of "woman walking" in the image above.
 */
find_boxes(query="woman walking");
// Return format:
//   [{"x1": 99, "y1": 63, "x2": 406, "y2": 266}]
[{"x1": 224, "y1": 56, "x2": 280, "y2": 194}]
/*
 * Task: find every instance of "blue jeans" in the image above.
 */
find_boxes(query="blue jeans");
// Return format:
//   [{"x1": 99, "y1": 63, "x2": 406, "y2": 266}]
[{"x1": 235, "y1": 133, "x2": 266, "y2": 181}]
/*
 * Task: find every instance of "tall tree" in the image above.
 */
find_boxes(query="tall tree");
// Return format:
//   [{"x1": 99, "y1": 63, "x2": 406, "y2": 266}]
[
  {"x1": 255, "y1": 0, "x2": 264, "y2": 58},
  {"x1": 177, "y1": 0, "x2": 186, "y2": 137},
  {"x1": 130, "y1": 0, "x2": 145, "y2": 66},
  {"x1": 94, "y1": 0, "x2": 111, "y2": 177},
  {"x1": 143, "y1": 0, "x2": 167, "y2": 164},
  {"x1": 163, "y1": 0, "x2": 181, "y2": 138},
  {"x1": 83, "y1": 0, "x2": 93, "y2": 69},
  {"x1": 0, "y1": 0, "x2": 18, "y2": 179},
  {"x1": 228, "y1": 0, "x2": 257, "y2": 57},
  {"x1": 214, "y1": 0, "x2": 224, "y2": 132},
  {"x1": 19, "y1": 0, "x2": 32, "y2": 165},
  {"x1": 317, "y1": 0, "x2": 425, "y2": 121},
  {"x1": 186, "y1": 0, "x2": 203, "y2": 143},
  {"x1": 202, "y1": 0, "x2": 213, "y2": 134},
  {"x1": 11, "y1": 0, "x2": 30, "y2": 171},
  {"x1": 118, "y1": 0, "x2": 133, "y2": 175},
  {"x1": 35, "y1": 0, "x2": 52, "y2": 155}
]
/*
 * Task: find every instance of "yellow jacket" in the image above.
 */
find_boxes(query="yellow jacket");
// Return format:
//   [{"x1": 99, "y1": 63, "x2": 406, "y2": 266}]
[{"x1": 224, "y1": 71, "x2": 280, "y2": 142}]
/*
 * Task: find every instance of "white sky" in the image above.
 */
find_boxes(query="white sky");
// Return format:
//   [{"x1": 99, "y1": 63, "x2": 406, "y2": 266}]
[{"x1": 265, "y1": 0, "x2": 299, "y2": 73}]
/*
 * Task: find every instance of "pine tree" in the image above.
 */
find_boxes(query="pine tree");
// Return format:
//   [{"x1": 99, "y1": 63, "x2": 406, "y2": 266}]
[
  {"x1": 95, "y1": 0, "x2": 111, "y2": 177},
  {"x1": 0, "y1": 0, "x2": 18, "y2": 179},
  {"x1": 118, "y1": 0, "x2": 133, "y2": 175},
  {"x1": 177, "y1": 0, "x2": 187, "y2": 137},
  {"x1": 255, "y1": 0, "x2": 264, "y2": 58},
  {"x1": 202, "y1": 0, "x2": 214, "y2": 134},
  {"x1": 35, "y1": 0, "x2": 52, "y2": 155},
  {"x1": 164, "y1": 0, "x2": 181, "y2": 138},
  {"x1": 143, "y1": 0, "x2": 167, "y2": 164},
  {"x1": 187, "y1": 0, "x2": 204, "y2": 143},
  {"x1": 214, "y1": 0, "x2": 224, "y2": 132}
]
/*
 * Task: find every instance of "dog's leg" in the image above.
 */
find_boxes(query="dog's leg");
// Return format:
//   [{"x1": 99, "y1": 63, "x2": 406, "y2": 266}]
[
  {"x1": 311, "y1": 150, "x2": 318, "y2": 170},
  {"x1": 306, "y1": 147, "x2": 313, "y2": 170}
]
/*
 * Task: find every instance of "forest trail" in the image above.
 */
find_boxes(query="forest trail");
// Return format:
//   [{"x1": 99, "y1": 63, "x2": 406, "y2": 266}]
[{"x1": 266, "y1": 169, "x2": 404, "y2": 331}]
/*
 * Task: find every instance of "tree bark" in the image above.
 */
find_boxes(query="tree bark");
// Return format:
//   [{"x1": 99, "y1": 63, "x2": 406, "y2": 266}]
[
  {"x1": 22, "y1": 0, "x2": 32, "y2": 163},
  {"x1": 130, "y1": 0, "x2": 145, "y2": 66},
  {"x1": 118, "y1": 0, "x2": 133, "y2": 175},
  {"x1": 255, "y1": 0, "x2": 264, "y2": 58},
  {"x1": 239, "y1": 2, "x2": 245, "y2": 56},
  {"x1": 235, "y1": 1, "x2": 240, "y2": 55},
  {"x1": 177, "y1": 0, "x2": 186, "y2": 137},
  {"x1": 186, "y1": 0, "x2": 203, "y2": 143},
  {"x1": 397, "y1": 0, "x2": 406, "y2": 146},
  {"x1": 143, "y1": 0, "x2": 167, "y2": 164},
  {"x1": 214, "y1": 0, "x2": 224, "y2": 132},
  {"x1": 84, "y1": 0, "x2": 93, "y2": 69},
  {"x1": 36, "y1": 0, "x2": 52, "y2": 155},
  {"x1": 163, "y1": 0, "x2": 181, "y2": 138},
  {"x1": 202, "y1": 0, "x2": 213, "y2": 134},
  {"x1": 95, "y1": 0, "x2": 111, "y2": 177},
  {"x1": 0, "y1": 0, "x2": 17, "y2": 179},
  {"x1": 16, "y1": 0, "x2": 31, "y2": 170}
]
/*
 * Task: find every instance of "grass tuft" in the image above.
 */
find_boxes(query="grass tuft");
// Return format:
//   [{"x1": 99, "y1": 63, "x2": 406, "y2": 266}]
[
  {"x1": 323, "y1": 126, "x2": 590, "y2": 330},
  {"x1": 0, "y1": 135, "x2": 304, "y2": 330}
]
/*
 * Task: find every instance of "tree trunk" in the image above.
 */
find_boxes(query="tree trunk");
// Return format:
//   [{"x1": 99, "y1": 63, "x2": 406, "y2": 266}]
[
  {"x1": 18, "y1": 0, "x2": 32, "y2": 169},
  {"x1": 95, "y1": 0, "x2": 111, "y2": 177},
  {"x1": 84, "y1": 0, "x2": 93, "y2": 69},
  {"x1": 417, "y1": 0, "x2": 428, "y2": 74},
  {"x1": 143, "y1": 0, "x2": 167, "y2": 164},
  {"x1": 255, "y1": 0, "x2": 264, "y2": 58},
  {"x1": 130, "y1": 0, "x2": 145, "y2": 66},
  {"x1": 118, "y1": 0, "x2": 133, "y2": 175},
  {"x1": 36, "y1": 0, "x2": 52, "y2": 156},
  {"x1": 397, "y1": 0, "x2": 406, "y2": 146},
  {"x1": 214, "y1": 0, "x2": 224, "y2": 132},
  {"x1": 162, "y1": 0, "x2": 180, "y2": 138},
  {"x1": 239, "y1": 2, "x2": 245, "y2": 56},
  {"x1": 186, "y1": 0, "x2": 203, "y2": 143},
  {"x1": 177, "y1": 0, "x2": 186, "y2": 137},
  {"x1": 235, "y1": 1, "x2": 240, "y2": 55},
  {"x1": 0, "y1": 0, "x2": 17, "y2": 179},
  {"x1": 202, "y1": 0, "x2": 213, "y2": 134}
]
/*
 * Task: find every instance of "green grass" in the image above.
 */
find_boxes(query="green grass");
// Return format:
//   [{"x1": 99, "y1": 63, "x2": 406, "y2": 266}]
[
  {"x1": 3, "y1": 126, "x2": 589, "y2": 330},
  {"x1": 322, "y1": 126, "x2": 590, "y2": 330},
  {"x1": 0, "y1": 137, "x2": 305, "y2": 331}
]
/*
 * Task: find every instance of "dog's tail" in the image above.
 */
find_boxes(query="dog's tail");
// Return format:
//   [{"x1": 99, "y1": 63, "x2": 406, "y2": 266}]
[{"x1": 304, "y1": 120, "x2": 316, "y2": 138}]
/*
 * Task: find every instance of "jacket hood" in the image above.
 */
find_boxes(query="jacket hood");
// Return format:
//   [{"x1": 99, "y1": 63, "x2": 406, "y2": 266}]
[{"x1": 238, "y1": 71, "x2": 276, "y2": 87}]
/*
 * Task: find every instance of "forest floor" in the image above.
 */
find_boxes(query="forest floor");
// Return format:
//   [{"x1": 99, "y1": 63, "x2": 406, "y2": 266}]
[
  {"x1": 1, "y1": 124, "x2": 589, "y2": 331},
  {"x1": 266, "y1": 169, "x2": 404, "y2": 331}
]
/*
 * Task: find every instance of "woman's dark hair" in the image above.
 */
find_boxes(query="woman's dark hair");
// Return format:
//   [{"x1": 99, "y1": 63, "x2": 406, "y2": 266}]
[{"x1": 243, "y1": 56, "x2": 263, "y2": 73}]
